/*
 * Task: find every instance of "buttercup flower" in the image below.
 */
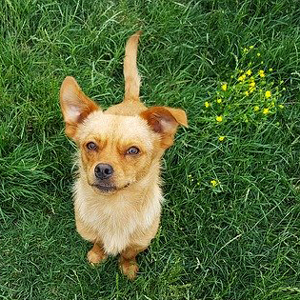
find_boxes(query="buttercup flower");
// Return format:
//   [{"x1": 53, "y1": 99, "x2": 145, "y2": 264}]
[
  {"x1": 210, "y1": 180, "x2": 218, "y2": 187},
  {"x1": 265, "y1": 91, "x2": 271, "y2": 98},
  {"x1": 249, "y1": 81, "x2": 256, "y2": 88},
  {"x1": 249, "y1": 87, "x2": 255, "y2": 93},
  {"x1": 244, "y1": 91, "x2": 249, "y2": 96},
  {"x1": 217, "y1": 98, "x2": 222, "y2": 104},
  {"x1": 238, "y1": 74, "x2": 246, "y2": 82},
  {"x1": 278, "y1": 104, "x2": 284, "y2": 109},
  {"x1": 216, "y1": 116, "x2": 223, "y2": 122},
  {"x1": 254, "y1": 106, "x2": 260, "y2": 112},
  {"x1": 221, "y1": 83, "x2": 227, "y2": 91},
  {"x1": 269, "y1": 68, "x2": 273, "y2": 72},
  {"x1": 246, "y1": 70, "x2": 252, "y2": 76},
  {"x1": 263, "y1": 108, "x2": 269, "y2": 115},
  {"x1": 205, "y1": 101, "x2": 211, "y2": 108},
  {"x1": 259, "y1": 70, "x2": 265, "y2": 77},
  {"x1": 218, "y1": 136, "x2": 225, "y2": 142}
]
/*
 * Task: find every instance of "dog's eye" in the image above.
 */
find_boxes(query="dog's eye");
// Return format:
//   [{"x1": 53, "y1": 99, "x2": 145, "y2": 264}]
[
  {"x1": 86, "y1": 142, "x2": 97, "y2": 151},
  {"x1": 126, "y1": 146, "x2": 140, "y2": 155}
]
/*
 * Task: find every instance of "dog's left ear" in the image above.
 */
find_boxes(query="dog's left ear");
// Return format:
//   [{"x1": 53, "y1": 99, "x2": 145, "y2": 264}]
[
  {"x1": 140, "y1": 106, "x2": 188, "y2": 149},
  {"x1": 60, "y1": 76, "x2": 99, "y2": 140}
]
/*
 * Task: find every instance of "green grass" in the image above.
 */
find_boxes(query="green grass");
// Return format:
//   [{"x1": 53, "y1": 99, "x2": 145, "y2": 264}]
[{"x1": 1, "y1": 0, "x2": 300, "y2": 299}]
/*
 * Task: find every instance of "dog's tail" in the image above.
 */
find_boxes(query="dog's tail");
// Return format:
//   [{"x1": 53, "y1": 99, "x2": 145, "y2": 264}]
[{"x1": 123, "y1": 31, "x2": 142, "y2": 102}]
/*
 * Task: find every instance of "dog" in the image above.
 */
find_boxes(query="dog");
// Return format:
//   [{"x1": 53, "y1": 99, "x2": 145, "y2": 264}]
[{"x1": 59, "y1": 31, "x2": 187, "y2": 280}]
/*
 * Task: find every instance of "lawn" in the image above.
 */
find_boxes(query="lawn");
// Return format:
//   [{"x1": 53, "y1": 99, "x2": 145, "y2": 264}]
[{"x1": 1, "y1": 0, "x2": 300, "y2": 299}]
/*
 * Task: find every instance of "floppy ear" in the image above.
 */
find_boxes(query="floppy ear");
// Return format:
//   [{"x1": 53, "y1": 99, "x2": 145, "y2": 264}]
[
  {"x1": 60, "y1": 76, "x2": 99, "y2": 140},
  {"x1": 140, "y1": 106, "x2": 188, "y2": 149}
]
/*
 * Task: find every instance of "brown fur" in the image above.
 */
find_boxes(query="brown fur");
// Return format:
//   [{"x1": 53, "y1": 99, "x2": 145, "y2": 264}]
[{"x1": 60, "y1": 31, "x2": 187, "y2": 280}]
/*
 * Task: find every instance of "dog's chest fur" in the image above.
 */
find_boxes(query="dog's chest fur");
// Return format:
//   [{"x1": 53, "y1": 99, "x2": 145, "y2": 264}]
[{"x1": 74, "y1": 178, "x2": 162, "y2": 255}]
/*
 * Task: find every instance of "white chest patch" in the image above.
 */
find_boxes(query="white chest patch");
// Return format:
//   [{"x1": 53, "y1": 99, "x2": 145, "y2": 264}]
[{"x1": 74, "y1": 182, "x2": 162, "y2": 255}]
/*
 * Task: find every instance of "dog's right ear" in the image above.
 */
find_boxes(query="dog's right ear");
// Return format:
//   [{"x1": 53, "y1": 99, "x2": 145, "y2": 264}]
[{"x1": 60, "y1": 76, "x2": 99, "y2": 140}]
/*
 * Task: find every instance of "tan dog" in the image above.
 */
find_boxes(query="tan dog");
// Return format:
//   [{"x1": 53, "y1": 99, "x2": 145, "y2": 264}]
[{"x1": 60, "y1": 31, "x2": 187, "y2": 280}]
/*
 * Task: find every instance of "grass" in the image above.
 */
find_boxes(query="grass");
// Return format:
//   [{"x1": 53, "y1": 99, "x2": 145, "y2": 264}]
[{"x1": 1, "y1": 0, "x2": 300, "y2": 299}]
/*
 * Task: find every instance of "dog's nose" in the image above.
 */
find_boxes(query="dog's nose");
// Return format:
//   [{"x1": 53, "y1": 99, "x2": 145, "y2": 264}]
[{"x1": 94, "y1": 164, "x2": 114, "y2": 180}]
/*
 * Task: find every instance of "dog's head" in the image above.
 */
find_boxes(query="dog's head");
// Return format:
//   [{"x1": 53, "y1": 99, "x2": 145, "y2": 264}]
[{"x1": 60, "y1": 77, "x2": 187, "y2": 194}]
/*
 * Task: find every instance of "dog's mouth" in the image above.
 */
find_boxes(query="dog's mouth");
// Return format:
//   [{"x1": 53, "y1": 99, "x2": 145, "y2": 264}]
[
  {"x1": 91, "y1": 182, "x2": 130, "y2": 193},
  {"x1": 92, "y1": 184, "x2": 117, "y2": 193}
]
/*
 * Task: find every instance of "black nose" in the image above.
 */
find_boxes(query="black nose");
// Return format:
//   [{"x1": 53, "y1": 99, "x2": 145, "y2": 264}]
[{"x1": 94, "y1": 164, "x2": 114, "y2": 180}]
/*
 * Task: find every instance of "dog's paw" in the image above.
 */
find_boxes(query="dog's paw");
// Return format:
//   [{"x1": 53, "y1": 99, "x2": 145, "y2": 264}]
[
  {"x1": 87, "y1": 249, "x2": 107, "y2": 265},
  {"x1": 119, "y1": 257, "x2": 139, "y2": 280}
]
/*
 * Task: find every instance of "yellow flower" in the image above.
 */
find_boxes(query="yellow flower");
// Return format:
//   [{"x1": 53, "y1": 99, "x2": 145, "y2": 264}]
[
  {"x1": 249, "y1": 81, "x2": 256, "y2": 88},
  {"x1": 217, "y1": 98, "x2": 222, "y2": 104},
  {"x1": 265, "y1": 91, "x2": 272, "y2": 98},
  {"x1": 238, "y1": 74, "x2": 246, "y2": 82},
  {"x1": 244, "y1": 91, "x2": 249, "y2": 96},
  {"x1": 246, "y1": 70, "x2": 252, "y2": 76},
  {"x1": 216, "y1": 116, "x2": 223, "y2": 122},
  {"x1": 278, "y1": 104, "x2": 284, "y2": 109},
  {"x1": 259, "y1": 70, "x2": 265, "y2": 77},
  {"x1": 205, "y1": 101, "x2": 211, "y2": 108},
  {"x1": 221, "y1": 83, "x2": 227, "y2": 91},
  {"x1": 269, "y1": 68, "x2": 273, "y2": 72},
  {"x1": 257, "y1": 52, "x2": 261, "y2": 57},
  {"x1": 210, "y1": 180, "x2": 218, "y2": 187},
  {"x1": 254, "y1": 106, "x2": 260, "y2": 112},
  {"x1": 263, "y1": 108, "x2": 269, "y2": 115},
  {"x1": 218, "y1": 136, "x2": 225, "y2": 142},
  {"x1": 249, "y1": 87, "x2": 256, "y2": 93}
]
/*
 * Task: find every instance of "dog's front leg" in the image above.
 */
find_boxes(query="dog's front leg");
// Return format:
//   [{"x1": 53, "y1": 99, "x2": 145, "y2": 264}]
[
  {"x1": 119, "y1": 245, "x2": 147, "y2": 280},
  {"x1": 87, "y1": 242, "x2": 107, "y2": 265}
]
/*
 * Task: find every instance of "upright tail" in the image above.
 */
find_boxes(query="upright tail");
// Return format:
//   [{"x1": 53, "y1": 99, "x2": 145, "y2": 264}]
[{"x1": 123, "y1": 31, "x2": 142, "y2": 102}]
